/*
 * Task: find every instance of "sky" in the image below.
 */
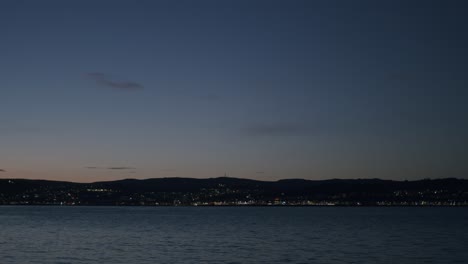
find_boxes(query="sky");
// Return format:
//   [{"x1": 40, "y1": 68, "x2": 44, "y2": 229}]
[{"x1": 1, "y1": 0, "x2": 467, "y2": 182}]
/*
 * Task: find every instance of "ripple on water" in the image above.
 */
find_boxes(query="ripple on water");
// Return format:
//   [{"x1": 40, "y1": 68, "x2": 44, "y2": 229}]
[{"x1": 0, "y1": 207, "x2": 467, "y2": 264}]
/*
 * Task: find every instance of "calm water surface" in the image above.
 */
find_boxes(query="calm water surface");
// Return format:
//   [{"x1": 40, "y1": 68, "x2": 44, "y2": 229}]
[{"x1": 0, "y1": 207, "x2": 467, "y2": 264}]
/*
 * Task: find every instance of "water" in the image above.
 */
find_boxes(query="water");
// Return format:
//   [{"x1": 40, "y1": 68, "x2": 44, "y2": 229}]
[{"x1": 0, "y1": 207, "x2": 467, "y2": 264}]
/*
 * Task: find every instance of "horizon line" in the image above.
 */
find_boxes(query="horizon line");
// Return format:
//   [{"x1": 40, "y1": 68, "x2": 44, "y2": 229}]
[{"x1": 0, "y1": 176, "x2": 464, "y2": 185}]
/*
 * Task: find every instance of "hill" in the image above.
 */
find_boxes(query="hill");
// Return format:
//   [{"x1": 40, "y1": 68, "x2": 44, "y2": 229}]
[{"x1": 1, "y1": 177, "x2": 467, "y2": 206}]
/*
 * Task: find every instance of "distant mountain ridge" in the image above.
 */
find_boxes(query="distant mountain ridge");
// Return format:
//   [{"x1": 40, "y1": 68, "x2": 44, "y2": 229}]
[{"x1": 1, "y1": 177, "x2": 467, "y2": 206}]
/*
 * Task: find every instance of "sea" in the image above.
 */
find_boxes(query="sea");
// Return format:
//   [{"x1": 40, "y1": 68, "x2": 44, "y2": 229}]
[{"x1": 0, "y1": 206, "x2": 467, "y2": 264}]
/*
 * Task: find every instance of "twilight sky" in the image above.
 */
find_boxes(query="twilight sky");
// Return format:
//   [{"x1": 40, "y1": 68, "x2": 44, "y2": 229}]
[{"x1": 1, "y1": 0, "x2": 467, "y2": 182}]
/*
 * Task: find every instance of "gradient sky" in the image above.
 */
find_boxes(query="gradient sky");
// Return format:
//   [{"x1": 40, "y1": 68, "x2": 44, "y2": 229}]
[{"x1": 1, "y1": 0, "x2": 467, "y2": 182}]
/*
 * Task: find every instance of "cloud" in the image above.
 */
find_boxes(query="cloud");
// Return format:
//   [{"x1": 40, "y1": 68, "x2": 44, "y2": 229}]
[
  {"x1": 86, "y1": 72, "x2": 144, "y2": 91},
  {"x1": 0, "y1": 169, "x2": 5, "y2": 172},
  {"x1": 107, "y1": 167, "x2": 136, "y2": 170},
  {"x1": 85, "y1": 166, "x2": 136, "y2": 170},
  {"x1": 245, "y1": 122, "x2": 311, "y2": 137}
]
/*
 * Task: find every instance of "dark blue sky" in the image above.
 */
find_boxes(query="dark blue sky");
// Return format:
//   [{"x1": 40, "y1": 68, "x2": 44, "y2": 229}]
[{"x1": 1, "y1": 0, "x2": 467, "y2": 181}]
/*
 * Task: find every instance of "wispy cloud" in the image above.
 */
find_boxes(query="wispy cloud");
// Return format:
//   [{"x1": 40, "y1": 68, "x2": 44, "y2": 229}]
[
  {"x1": 245, "y1": 122, "x2": 311, "y2": 137},
  {"x1": 0, "y1": 169, "x2": 6, "y2": 172},
  {"x1": 107, "y1": 167, "x2": 136, "y2": 170},
  {"x1": 86, "y1": 72, "x2": 144, "y2": 91},
  {"x1": 85, "y1": 166, "x2": 136, "y2": 170}
]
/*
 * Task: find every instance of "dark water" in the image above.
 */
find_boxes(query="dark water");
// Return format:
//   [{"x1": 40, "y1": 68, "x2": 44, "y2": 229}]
[{"x1": 0, "y1": 207, "x2": 467, "y2": 264}]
